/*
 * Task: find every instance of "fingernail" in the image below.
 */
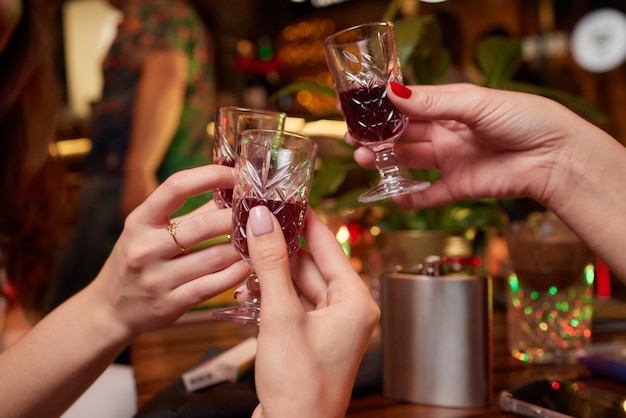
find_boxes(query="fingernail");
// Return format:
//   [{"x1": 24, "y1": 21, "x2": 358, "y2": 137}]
[
  {"x1": 390, "y1": 81, "x2": 412, "y2": 99},
  {"x1": 233, "y1": 284, "x2": 246, "y2": 300},
  {"x1": 250, "y1": 205, "x2": 274, "y2": 236}
]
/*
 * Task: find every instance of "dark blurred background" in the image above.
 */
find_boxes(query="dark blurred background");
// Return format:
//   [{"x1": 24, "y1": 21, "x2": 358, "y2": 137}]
[{"x1": 53, "y1": 0, "x2": 626, "y2": 168}]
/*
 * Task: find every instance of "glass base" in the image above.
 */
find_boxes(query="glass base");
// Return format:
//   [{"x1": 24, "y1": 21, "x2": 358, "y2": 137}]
[
  {"x1": 212, "y1": 304, "x2": 261, "y2": 325},
  {"x1": 358, "y1": 177, "x2": 431, "y2": 203}
]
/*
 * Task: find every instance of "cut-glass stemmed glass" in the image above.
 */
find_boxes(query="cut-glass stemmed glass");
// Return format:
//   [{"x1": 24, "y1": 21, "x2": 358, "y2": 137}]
[
  {"x1": 212, "y1": 129, "x2": 318, "y2": 325},
  {"x1": 324, "y1": 21, "x2": 430, "y2": 203}
]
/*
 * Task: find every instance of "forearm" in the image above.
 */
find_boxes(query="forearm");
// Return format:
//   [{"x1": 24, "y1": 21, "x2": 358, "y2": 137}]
[
  {"x1": 0, "y1": 287, "x2": 130, "y2": 418},
  {"x1": 542, "y1": 121, "x2": 626, "y2": 281},
  {"x1": 124, "y1": 51, "x2": 188, "y2": 176}
]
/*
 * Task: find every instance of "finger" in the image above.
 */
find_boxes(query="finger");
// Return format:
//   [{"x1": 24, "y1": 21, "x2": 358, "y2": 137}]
[
  {"x1": 352, "y1": 146, "x2": 375, "y2": 168},
  {"x1": 287, "y1": 250, "x2": 326, "y2": 309},
  {"x1": 167, "y1": 259, "x2": 250, "y2": 309},
  {"x1": 133, "y1": 165, "x2": 234, "y2": 227},
  {"x1": 246, "y1": 206, "x2": 301, "y2": 315},
  {"x1": 344, "y1": 132, "x2": 359, "y2": 147},
  {"x1": 298, "y1": 210, "x2": 356, "y2": 290},
  {"x1": 131, "y1": 207, "x2": 233, "y2": 259},
  {"x1": 299, "y1": 211, "x2": 378, "y2": 319},
  {"x1": 233, "y1": 284, "x2": 248, "y2": 305},
  {"x1": 168, "y1": 208, "x2": 233, "y2": 254},
  {"x1": 157, "y1": 242, "x2": 247, "y2": 290},
  {"x1": 387, "y1": 83, "x2": 509, "y2": 128},
  {"x1": 388, "y1": 83, "x2": 478, "y2": 121}
]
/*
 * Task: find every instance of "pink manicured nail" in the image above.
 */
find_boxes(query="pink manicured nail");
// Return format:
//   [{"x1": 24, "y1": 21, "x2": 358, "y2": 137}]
[
  {"x1": 390, "y1": 81, "x2": 412, "y2": 99},
  {"x1": 250, "y1": 205, "x2": 274, "y2": 236},
  {"x1": 233, "y1": 284, "x2": 246, "y2": 300}
]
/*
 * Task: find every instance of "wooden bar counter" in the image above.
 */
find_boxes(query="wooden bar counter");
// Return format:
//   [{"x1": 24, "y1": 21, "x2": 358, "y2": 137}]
[{"x1": 131, "y1": 302, "x2": 626, "y2": 416}]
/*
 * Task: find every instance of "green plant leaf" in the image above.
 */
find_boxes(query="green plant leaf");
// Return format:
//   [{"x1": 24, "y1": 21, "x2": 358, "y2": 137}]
[
  {"x1": 381, "y1": 0, "x2": 401, "y2": 22},
  {"x1": 393, "y1": 16, "x2": 431, "y2": 69},
  {"x1": 333, "y1": 188, "x2": 368, "y2": 210},
  {"x1": 309, "y1": 159, "x2": 353, "y2": 207},
  {"x1": 440, "y1": 200, "x2": 504, "y2": 230},
  {"x1": 406, "y1": 15, "x2": 450, "y2": 85},
  {"x1": 476, "y1": 36, "x2": 522, "y2": 88}
]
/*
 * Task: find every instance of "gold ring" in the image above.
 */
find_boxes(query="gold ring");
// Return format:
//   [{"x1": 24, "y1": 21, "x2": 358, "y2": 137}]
[{"x1": 167, "y1": 219, "x2": 190, "y2": 255}]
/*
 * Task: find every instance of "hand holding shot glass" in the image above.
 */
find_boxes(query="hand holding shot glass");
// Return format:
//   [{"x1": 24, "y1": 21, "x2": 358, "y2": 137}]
[
  {"x1": 213, "y1": 129, "x2": 318, "y2": 325},
  {"x1": 324, "y1": 21, "x2": 430, "y2": 203},
  {"x1": 213, "y1": 106, "x2": 287, "y2": 208}
]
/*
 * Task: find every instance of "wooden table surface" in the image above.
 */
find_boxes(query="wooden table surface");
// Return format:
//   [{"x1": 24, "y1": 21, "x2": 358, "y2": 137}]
[{"x1": 131, "y1": 303, "x2": 626, "y2": 417}]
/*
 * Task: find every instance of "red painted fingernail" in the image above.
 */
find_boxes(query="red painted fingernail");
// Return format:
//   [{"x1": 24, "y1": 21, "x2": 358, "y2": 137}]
[{"x1": 390, "y1": 82, "x2": 412, "y2": 99}]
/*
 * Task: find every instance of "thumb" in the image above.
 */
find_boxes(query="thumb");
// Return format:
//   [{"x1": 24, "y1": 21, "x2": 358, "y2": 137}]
[{"x1": 246, "y1": 205, "x2": 298, "y2": 309}]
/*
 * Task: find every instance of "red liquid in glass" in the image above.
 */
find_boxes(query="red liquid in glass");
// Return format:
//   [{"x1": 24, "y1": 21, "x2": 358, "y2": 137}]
[
  {"x1": 215, "y1": 156, "x2": 234, "y2": 167},
  {"x1": 214, "y1": 157, "x2": 234, "y2": 208},
  {"x1": 338, "y1": 85, "x2": 406, "y2": 146},
  {"x1": 232, "y1": 198, "x2": 306, "y2": 258}
]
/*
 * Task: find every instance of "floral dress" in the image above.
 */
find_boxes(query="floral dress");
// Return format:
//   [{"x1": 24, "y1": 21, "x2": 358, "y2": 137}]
[{"x1": 87, "y1": 0, "x2": 215, "y2": 214}]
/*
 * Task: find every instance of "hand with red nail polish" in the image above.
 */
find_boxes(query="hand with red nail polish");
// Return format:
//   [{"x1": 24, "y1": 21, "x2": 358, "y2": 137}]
[{"x1": 352, "y1": 82, "x2": 626, "y2": 281}]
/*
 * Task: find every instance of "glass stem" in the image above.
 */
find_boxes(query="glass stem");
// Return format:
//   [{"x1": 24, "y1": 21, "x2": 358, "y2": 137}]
[{"x1": 375, "y1": 148, "x2": 401, "y2": 181}]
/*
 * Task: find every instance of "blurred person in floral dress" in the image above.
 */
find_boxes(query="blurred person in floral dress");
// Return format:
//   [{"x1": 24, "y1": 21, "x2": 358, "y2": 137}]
[{"x1": 51, "y1": 0, "x2": 216, "y2": 310}]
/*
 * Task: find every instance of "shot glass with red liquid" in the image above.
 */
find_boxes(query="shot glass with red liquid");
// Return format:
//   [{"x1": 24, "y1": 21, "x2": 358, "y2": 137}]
[
  {"x1": 213, "y1": 106, "x2": 286, "y2": 208},
  {"x1": 212, "y1": 129, "x2": 318, "y2": 325},
  {"x1": 324, "y1": 21, "x2": 430, "y2": 203}
]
